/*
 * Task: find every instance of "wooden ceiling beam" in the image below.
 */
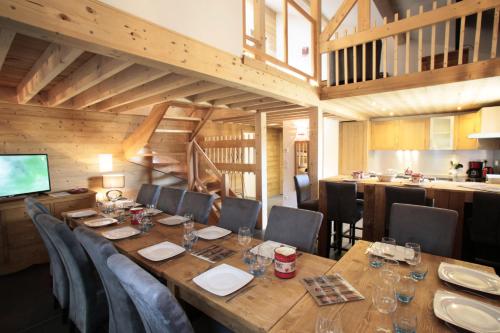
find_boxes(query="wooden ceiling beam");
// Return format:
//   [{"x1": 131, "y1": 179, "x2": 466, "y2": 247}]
[
  {"x1": 0, "y1": 29, "x2": 15, "y2": 71},
  {"x1": 213, "y1": 93, "x2": 262, "y2": 106},
  {"x1": 45, "y1": 55, "x2": 132, "y2": 106},
  {"x1": 0, "y1": 0, "x2": 318, "y2": 106},
  {"x1": 94, "y1": 74, "x2": 198, "y2": 112},
  {"x1": 17, "y1": 43, "x2": 83, "y2": 104},
  {"x1": 110, "y1": 81, "x2": 221, "y2": 113},
  {"x1": 320, "y1": 0, "x2": 358, "y2": 42},
  {"x1": 191, "y1": 87, "x2": 242, "y2": 103},
  {"x1": 258, "y1": 105, "x2": 308, "y2": 112},
  {"x1": 229, "y1": 97, "x2": 275, "y2": 109},
  {"x1": 64, "y1": 64, "x2": 167, "y2": 109},
  {"x1": 252, "y1": 102, "x2": 295, "y2": 111}
]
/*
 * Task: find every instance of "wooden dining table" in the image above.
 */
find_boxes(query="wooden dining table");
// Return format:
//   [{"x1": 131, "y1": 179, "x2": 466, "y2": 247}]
[
  {"x1": 65, "y1": 210, "x2": 337, "y2": 333},
  {"x1": 270, "y1": 240, "x2": 499, "y2": 333}
]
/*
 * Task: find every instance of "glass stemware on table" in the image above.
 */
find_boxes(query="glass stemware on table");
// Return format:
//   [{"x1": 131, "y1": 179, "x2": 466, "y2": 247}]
[
  {"x1": 182, "y1": 216, "x2": 197, "y2": 252},
  {"x1": 238, "y1": 226, "x2": 252, "y2": 263}
]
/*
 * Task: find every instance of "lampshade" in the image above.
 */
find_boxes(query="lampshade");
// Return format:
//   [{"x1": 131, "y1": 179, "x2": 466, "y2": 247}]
[{"x1": 102, "y1": 174, "x2": 125, "y2": 188}]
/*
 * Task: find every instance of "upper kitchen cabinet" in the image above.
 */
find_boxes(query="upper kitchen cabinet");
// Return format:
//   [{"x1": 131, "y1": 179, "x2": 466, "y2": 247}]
[
  {"x1": 454, "y1": 112, "x2": 481, "y2": 150},
  {"x1": 371, "y1": 118, "x2": 429, "y2": 150},
  {"x1": 398, "y1": 118, "x2": 430, "y2": 150},
  {"x1": 371, "y1": 120, "x2": 399, "y2": 150},
  {"x1": 339, "y1": 121, "x2": 370, "y2": 175},
  {"x1": 430, "y1": 116, "x2": 454, "y2": 150}
]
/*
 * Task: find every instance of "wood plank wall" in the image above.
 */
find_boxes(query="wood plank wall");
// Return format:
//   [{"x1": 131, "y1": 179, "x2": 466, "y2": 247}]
[
  {"x1": 0, "y1": 103, "x2": 187, "y2": 199},
  {"x1": 267, "y1": 128, "x2": 283, "y2": 196}
]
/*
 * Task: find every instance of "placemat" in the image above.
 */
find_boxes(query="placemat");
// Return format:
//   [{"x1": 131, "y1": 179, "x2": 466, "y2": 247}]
[
  {"x1": 191, "y1": 244, "x2": 236, "y2": 263},
  {"x1": 301, "y1": 274, "x2": 365, "y2": 306}
]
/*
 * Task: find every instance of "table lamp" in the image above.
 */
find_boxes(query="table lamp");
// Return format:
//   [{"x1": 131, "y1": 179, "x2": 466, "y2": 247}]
[{"x1": 102, "y1": 174, "x2": 125, "y2": 201}]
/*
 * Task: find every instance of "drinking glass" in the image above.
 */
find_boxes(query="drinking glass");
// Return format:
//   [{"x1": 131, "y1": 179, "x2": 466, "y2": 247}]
[
  {"x1": 248, "y1": 253, "x2": 265, "y2": 277},
  {"x1": 114, "y1": 202, "x2": 126, "y2": 224},
  {"x1": 145, "y1": 203, "x2": 156, "y2": 217},
  {"x1": 383, "y1": 258, "x2": 400, "y2": 275},
  {"x1": 379, "y1": 268, "x2": 400, "y2": 286},
  {"x1": 409, "y1": 262, "x2": 428, "y2": 281},
  {"x1": 258, "y1": 244, "x2": 274, "y2": 278},
  {"x1": 368, "y1": 247, "x2": 384, "y2": 268},
  {"x1": 381, "y1": 237, "x2": 396, "y2": 258},
  {"x1": 184, "y1": 220, "x2": 195, "y2": 234},
  {"x1": 184, "y1": 213, "x2": 194, "y2": 221},
  {"x1": 315, "y1": 315, "x2": 343, "y2": 333},
  {"x1": 238, "y1": 227, "x2": 252, "y2": 262},
  {"x1": 405, "y1": 243, "x2": 421, "y2": 266},
  {"x1": 396, "y1": 276, "x2": 416, "y2": 304},
  {"x1": 183, "y1": 232, "x2": 198, "y2": 252},
  {"x1": 392, "y1": 306, "x2": 417, "y2": 333},
  {"x1": 102, "y1": 201, "x2": 114, "y2": 214},
  {"x1": 372, "y1": 284, "x2": 397, "y2": 314}
]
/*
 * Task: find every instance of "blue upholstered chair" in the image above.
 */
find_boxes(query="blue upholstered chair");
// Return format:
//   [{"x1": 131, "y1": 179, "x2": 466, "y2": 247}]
[
  {"x1": 24, "y1": 197, "x2": 69, "y2": 311},
  {"x1": 74, "y1": 226, "x2": 145, "y2": 333},
  {"x1": 177, "y1": 191, "x2": 215, "y2": 225},
  {"x1": 136, "y1": 184, "x2": 161, "y2": 206},
  {"x1": 218, "y1": 197, "x2": 261, "y2": 233},
  {"x1": 36, "y1": 214, "x2": 107, "y2": 333},
  {"x1": 107, "y1": 253, "x2": 194, "y2": 333},
  {"x1": 389, "y1": 203, "x2": 458, "y2": 257},
  {"x1": 156, "y1": 187, "x2": 186, "y2": 215},
  {"x1": 264, "y1": 206, "x2": 323, "y2": 253}
]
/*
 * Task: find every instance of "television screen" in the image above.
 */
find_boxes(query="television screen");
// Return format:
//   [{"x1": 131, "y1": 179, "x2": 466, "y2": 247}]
[{"x1": 0, "y1": 154, "x2": 51, "y2": 197}]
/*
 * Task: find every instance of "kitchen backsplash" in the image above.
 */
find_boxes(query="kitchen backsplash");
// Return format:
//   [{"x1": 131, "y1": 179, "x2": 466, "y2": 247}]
[{"x1": 368, "y1": 150, "x2": 500, "y2": 176}]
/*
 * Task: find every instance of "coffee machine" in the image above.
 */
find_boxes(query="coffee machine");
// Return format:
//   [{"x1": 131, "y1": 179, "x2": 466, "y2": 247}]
[{"x1": 467, "y1": 161, "x2": 484, "y2": 181}]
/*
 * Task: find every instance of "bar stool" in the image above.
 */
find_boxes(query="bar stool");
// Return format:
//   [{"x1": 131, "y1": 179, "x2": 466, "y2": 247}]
[
  {"x1": 294, "y1": 174, "x2": 319, "y2": 211},
  {"x1": 325, "y1": 182, "x2": 363, "y2": 258},
  {"x1": 467, "y1": 192, "x2": 500, "y2": 273},
  {"x1": 384, "y1": 186, "x2": 426, "y2": 236}
]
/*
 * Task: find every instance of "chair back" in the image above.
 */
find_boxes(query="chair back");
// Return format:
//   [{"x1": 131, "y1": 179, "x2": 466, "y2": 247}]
[
  {"x1": 177, "y1": 191, "x2": 215, "y2": 225},
  {"x1": 136, "y1": 184, "x2": 161, "y2": 206},
  {"x1": 74, "y1": 227, "x2": 145, "y2": 333},
  {"x1": 294, "y1": 174, "x2": 312, "y2": 206},
  {"x1": 325, "y1": 182, "x2": 358, "y2": 223},
  {"x1": 264, "y1": 206, "x2": 323, "y2": 253},
  {"x1": 385, "y1": 186, "x2": 426, "y2": 234},
  {"x1": 36, "y1": 214, "x2": 107, "y2": 333},
  {"x1": 24, "y1": 197, "x2": 69, "y2": 309},
  {"x1": 218, "y1": 197, "x2": 261, "y2": 233},
  {"x1": 156, "y1": 187, "x2": 186, "y2": 215},
  {"x1": 389, "y1": 203, "x2": 457, "y2": 257},
  {"x1": 469, "y1": 192, "x2": 500, "y2": 246},
  {"x1": 107, "y1": 253, "x2": 194, "y2": 333}
]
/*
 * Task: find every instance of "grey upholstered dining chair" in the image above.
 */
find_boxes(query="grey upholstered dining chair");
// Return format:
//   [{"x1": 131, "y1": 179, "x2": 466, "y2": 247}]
[
  {"x1": 136, "y1": 184, "x2": 161, "y2": 206},
  {"x1": 156, "y1": 187, "x2": 186, "y2": 215},
  {"x1": 177, "y1": 191, "x2": 216, "y2": 225},
  {"x1": 24, "y1": 197, "x2": 69, "y2": 312},
  {"x1": 264, "y1": 206, "x2": 323, "y2": 253},
  {"x1": 107, "y1": 253, "x2": 194, "y2": 333},
  {"x1": 385, "y1": 186, "x2": 426, "y2": 234},
  {"x1": 218, "y1": 197, "x2": 261, "y2": 233},
  {"x1": 389, "y1": 203, "x2": 458, "y2": 257},
  {"x1": 36, "y1": 214, "x2": 107, "y2": 333},
  {"x1": 294, "y1": 174, "x2": 319, "y2": 211},
  {"x1": 74, "y1": 226, "x2": 145, "y2": 333}
]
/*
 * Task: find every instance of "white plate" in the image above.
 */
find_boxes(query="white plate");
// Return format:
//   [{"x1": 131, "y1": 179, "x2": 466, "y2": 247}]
[
  {"x1": 84, "y1": 217, "x2": 117, "y2": 228},
  {"x1": 195, "y1": 226, "x2": 231, "y2": 240},
  {"x1": 138, "y1": 241, "x2": 185, "y2": 261},
  {"x1": 250, "y1": 240, "x2": 296, "y2": 259},
  {"x1": 66, "y1": 209, "x2": 97, "y2": 218},
  {"x1": 102, "y1": 226, "x2": 140, "y2": 240},
  {"x1": 433, "y1": 290, "x2": 500, "y2": 333},
  {"x1": 193, "y1": 263, "x2": 254, "y2": 296},
  {"x1": 158, "y1": 215, "x2": 190, "y2": 226},
  {"x1": 438, "y1": 262, "x2": 500, "y2": 296},
  {"x1": 366, "y1": 242, "x2": 413, "y2": 262}
]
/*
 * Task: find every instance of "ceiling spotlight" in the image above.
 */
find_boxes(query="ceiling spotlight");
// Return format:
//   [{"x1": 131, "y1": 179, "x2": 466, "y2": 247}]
[
  {"x1": 389, "y1": 112, "x2": 394, "y2": 116},
  {"x1": 457, "y1": 106, "x2": 462, "y2": 110}
]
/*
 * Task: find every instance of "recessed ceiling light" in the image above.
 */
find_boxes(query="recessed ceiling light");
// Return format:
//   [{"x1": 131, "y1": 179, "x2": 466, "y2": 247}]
[
  {"x1": 382, "y1": 107, "x2": 387, "y2": 111},
  {"x1": 457, "y1": 106, "x2": 462, "y2": 110},
  {"x1": 371, "y1": 101, "x2": 376, "y2": 106},
  {"x1": 389, "y1": 112, "x2": 394, "y2": 116}
]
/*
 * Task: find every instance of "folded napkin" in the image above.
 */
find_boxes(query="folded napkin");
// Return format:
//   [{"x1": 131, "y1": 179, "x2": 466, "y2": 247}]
[
  {"x1": 365, "y1": 242, "x2": 413, "y2": 261},
  {"x1": 66, "y1": 209, "x2": 97, "y2": 218}
]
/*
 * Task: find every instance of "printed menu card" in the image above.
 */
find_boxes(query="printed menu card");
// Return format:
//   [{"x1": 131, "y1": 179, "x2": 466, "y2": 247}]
[{"x1": 301, "y1": 274, "x2": 365, "y2": 306}]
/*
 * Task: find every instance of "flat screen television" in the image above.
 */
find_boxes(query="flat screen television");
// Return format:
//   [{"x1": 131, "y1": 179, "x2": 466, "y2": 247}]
[{"x1": 0, "y1": 154, "x2": 51, "y2": 198}]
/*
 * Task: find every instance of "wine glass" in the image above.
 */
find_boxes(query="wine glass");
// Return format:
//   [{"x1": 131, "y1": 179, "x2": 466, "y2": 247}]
[
  {"x1": 372, "y1": 284, "x2": 397, "y2": 314},
  {"x1": 183, "y1": 231, "x2": 198, "y2": 252},
  {"x1": 238, "y1": 227, "x2": 252, "y2": 263},
  {"x1": 315, "y1": 314, "x2": 343, "y2": 333},
  {"x1": 145, "y1": 203, "x2": 156, "y2": 217},
  {"x1": 404, "y1": 243, "x2": 421, "y2": 266}
]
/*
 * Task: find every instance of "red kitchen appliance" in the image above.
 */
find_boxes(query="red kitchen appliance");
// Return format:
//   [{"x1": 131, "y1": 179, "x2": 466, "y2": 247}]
[{"x1": 467, "y1": 161, "x2": 484, "y2": 181}]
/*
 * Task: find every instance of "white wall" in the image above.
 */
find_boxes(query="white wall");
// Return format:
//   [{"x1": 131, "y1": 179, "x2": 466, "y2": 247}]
[
  {"x1": 323, "y1": 118, "x2": 339, "y2": 177},
  {"x1": 100, "y1": 0, "x2": 243, "y2": 55},
  {"x1": 369, "y1": 149, "x2": 500, "y2": 176}
]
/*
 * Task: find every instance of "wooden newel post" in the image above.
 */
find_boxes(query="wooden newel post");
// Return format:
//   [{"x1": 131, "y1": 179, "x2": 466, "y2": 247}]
[{"x1": 255, "y1": 112, "x2": 268, "y2": 229}]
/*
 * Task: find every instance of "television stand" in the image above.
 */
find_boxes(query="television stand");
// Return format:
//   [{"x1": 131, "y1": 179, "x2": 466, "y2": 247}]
[{"x1": 0, "y1": 191, "x2": 96, "y2": 275}]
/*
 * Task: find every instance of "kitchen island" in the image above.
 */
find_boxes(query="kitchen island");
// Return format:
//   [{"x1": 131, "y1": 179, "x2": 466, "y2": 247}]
[{"x1": 318, "y1": 176, "x2": 500, "y2": 258}]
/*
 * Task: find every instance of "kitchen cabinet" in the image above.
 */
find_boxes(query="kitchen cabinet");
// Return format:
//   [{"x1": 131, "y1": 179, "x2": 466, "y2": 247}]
[
  {"x1": 454, "y1": 112, "x2": 480, "y2": 150},
  {"x1": 371, "y1": 120, "x2": 398, "y2": 150},
  {"x1": 430, "y1": 116, "x2": 454, "y2": 150},
  {"x1": 398, "y1": 118, "x2": 430, "y2": 150},
  {"x1": 339, "y1": 121, "x2": 369, "y2": 175}
]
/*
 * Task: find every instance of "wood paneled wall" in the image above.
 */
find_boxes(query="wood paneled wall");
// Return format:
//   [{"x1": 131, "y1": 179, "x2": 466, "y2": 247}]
[
  {"x1": 0, "y1": 103, "x2": 186, "y2": 200},
  {"x1": 267, "y1": 128, "x2": 283, "y2": 196}
]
